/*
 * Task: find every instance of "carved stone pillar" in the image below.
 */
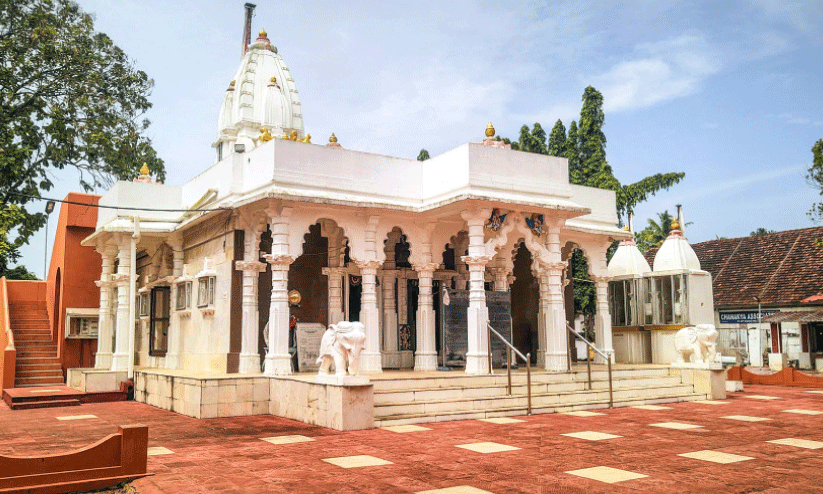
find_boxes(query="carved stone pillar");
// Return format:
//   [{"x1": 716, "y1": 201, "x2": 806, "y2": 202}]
[
  {"x1": 164, "y1": 239, "x2": 184, "y2": 369},
  {"x1": 413, "y1": 263, "x2": 438, "y2": 371},
  {"x1": 263, "y1": 206, "x2": 293, "y2": 375},
  {"x1": 357, "y1": 260, "x2": 383, "y2": 373},
  {"x1": 491, "y1": 267, "x2": 509, "y2": 292},
  {"x1": 541, "y1": 220, "x2": 568, "y2": 372},
  {"x1": 111, "y1": 237, "x2": 132, "y2": 372},
  {"x1": 322, "y1": 267, "x2": 346, "y2": 325},
  {"x1": 592, "y1": 275, "x2": 615, "y2": 364},
  {"x1": 381, "y1": 271, "x2": 399, "y2": 368},
  {"x1": 461, "y1": 209, "x2": 492, "y2": 374},
  {"x1": 94, "y1": 246, "x2": 116, "y2": 369},
  {"x1": 238, "y1": 261, "x2": 266, "y2": 373}
]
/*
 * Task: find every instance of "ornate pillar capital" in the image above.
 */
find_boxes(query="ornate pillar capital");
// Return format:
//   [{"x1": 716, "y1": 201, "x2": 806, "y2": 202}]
[
  {"x1": 94, "y1": 279, "x2": 117, "y2": 289},
  {"x1": 355, "y1": 259, "x2": 382, "y2": 273},
  {"x1": 411, "y1": 262, "x2": 439, "y2": 274},
  {"x1": 263, "y1": 254, "x2": 294, "y2": 268},
  {"x1": 236, "y1": 260, "x2": 267, "y2": 272},
  {"x1": 460, "y1": 255, "x2": 493, "y2": 267}
]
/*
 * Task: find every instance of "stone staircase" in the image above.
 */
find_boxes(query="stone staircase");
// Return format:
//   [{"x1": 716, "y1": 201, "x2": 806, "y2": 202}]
[
  {"x1": 9, "y1": 301, "x2": 65, "y2": 388},
  {"x1": 373, "y1": 366, "x2": 705, "y2": 427}
]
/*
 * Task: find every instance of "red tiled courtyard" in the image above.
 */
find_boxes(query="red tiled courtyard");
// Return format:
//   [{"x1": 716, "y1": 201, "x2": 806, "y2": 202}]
[{"x1": 2, "y1": 385, "x2": 822, "y2": 493}]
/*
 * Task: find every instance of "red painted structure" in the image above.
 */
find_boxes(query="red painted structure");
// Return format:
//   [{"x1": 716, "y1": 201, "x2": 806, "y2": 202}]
[
  {"x1": 46, "y1": 193, "x2": 102, "y2": 372},
  {"x1": 727, "y1": 365, "x2": 823, "y2": 388},
  {"x1": 0, "y1": 193, "x2": 103, "y2": 391},
  {"x1": 0, "y1": 424, "x2": 149, "y2": 493}
]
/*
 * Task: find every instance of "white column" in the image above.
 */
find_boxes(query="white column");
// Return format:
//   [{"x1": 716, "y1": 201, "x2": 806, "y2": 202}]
[
  {"x1": 322, "y1": 267, "x2": 345, "y2": 325},
  {"x1": 238, "y1": 225, "x2": 266, "y2": 374},
  {"x1": 357, "y1": 260, "x2": 383, "y2": 373},
  {"x1": 381, "y1": 271, "x2": 399, "y2": 367},
  {"x1": 413, "y1": 263, "x2": 438, "y2": 371},
  {"x1": 111, "y1": 237, "x2": 132, "y2": 372},
  {"x1": 536, "y1": 268, "x2": 547, "y2": 368},
  {"x1": 263, "y1": 206, "x2": 293, "y2": 375},
  {"x1": 541, "y1": 220, "x2": 568, "y2": 371},
  {"x1": 461, "y1": 209, "x2": 492, "y2": 374},
  {"x1": 94, "y1": 246, "x2": 116, "y2": 369},
  {"x1": 592, "y1": 275, "x2": 615, "y2": 363},
  {"x1": 164, "y1": 240, "x2": 184, "y2": 369}
]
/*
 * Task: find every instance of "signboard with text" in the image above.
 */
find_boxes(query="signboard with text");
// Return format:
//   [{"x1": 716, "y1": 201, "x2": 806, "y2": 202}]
[{"x1": 718, "y1": 310, "x2": 779, "y2": 325}]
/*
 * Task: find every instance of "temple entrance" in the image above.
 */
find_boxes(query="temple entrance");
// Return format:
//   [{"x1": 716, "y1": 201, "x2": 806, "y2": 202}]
[
  {"x1": 288, "y1": 223, "x2": 329, "y2": 327},
  {"x1": 510, "y1": 242, "x2": 538, "y2": 363}
]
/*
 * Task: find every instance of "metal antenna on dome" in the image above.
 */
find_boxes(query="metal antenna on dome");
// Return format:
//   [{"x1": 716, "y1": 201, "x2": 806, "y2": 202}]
[{"x1": 242, "y1": 3, "x2": 256, "y2": 57}]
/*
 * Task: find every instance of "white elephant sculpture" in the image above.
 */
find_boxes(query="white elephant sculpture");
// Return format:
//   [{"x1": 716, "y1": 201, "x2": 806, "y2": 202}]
[
  {"x1": 317, "y1": 321, "x2": 366, "y2": 376},
  {"x1": 674, "y1": 324, "x2": 719, "y2": 364}
]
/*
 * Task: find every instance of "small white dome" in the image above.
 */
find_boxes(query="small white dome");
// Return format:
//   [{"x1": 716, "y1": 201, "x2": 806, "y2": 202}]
[
  {"x1": 653, "y1": 228, "x2": 701, "y2": 272},
  {"x1": 215, "y1": 29, "x2": 304, "y2": 152},
  {"x1": 608, "y1": 238, "x2": 652, "y2": 277}
]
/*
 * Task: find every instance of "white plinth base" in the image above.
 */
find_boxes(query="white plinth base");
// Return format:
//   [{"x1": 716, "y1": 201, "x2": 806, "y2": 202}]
[
  {"x1": 67, "y1": 368, "x2": 128, "y2": 393},
  {"x1": 359, "y1": 352, "x2": 383, "y2": 374},
  {"x1": 270, "y1": 377, "x2": 373, "y2": 431},
  {"x1": 726, "y1": 380, "x2": 744, "y2": 392},
  {"x1": 536, "y1": 352, "x2": 545, "y2": 368},
  {"x1": 238, "y1": 353, "x2": 262, "y2": 374},
  {"x1": 671, "y1": 361, "x2": 723, "y2": 370},
  {"x1": 769, "y1": 353, "x2": 787, "y2": 371},
  {"x1": 673, "y1": 365, "x2": 727, "y2": 400},
  {"x1": 799, "y1": 352, "x2": 811, "y2": 370},
  {"x1": 414, "y1": 352, "x2": 438, "y2": 371},
  {"x1": 465, "y1": 353, "x2": 490, "y2": 375},
  {"x1": 94, "y1": 352, "x2": 112, "y2": 370},
  {"x1": 543, "y1": 352, "x2": 567, "y2": 372},
  {"x1": 315, "y1": 374, "x2": 370, "y2": 386},
  {"x1": 816, "y1": 357, "x2": 823, "y2": 371},
  {"x1": 264, "y1": 354, "x2": 293, "y2": 376}
]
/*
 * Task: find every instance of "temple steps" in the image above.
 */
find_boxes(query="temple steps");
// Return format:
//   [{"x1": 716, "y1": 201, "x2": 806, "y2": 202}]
[
  {"x1": 372, "y1": 367, "x2": 705, "y2": 427},
  {"x1": 9, "y1": 300, "x2": 64, "y2": 388}
]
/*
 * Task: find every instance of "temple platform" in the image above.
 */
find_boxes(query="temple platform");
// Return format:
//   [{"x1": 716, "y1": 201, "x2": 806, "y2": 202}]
[{"x1": 124, "y1": 363, "x2": 718, "y2": 430}]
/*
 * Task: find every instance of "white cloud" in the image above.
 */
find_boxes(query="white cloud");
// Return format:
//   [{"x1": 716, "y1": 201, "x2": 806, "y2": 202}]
[
  {"x1": 593, "y1": 35, "x2": 721, "y2": 113},
  {"x1": 679, "y1": 165, "x2": 804, "y2": 201}
]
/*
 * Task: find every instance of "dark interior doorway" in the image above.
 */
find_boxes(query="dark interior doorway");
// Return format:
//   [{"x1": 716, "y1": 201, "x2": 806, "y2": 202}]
[{"x1": 510, "y1": 243, "x2": 538, "y2": 363}]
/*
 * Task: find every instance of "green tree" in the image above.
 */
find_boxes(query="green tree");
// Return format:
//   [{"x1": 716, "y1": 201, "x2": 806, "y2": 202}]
[
  {"x1": 417, "y1": 149, "x2": 430, "y2": 161},
  {"x1": 565, "y1": 120, "x2": 581, "y2": 182},
  {"x1": 807, "y1": 138, "x2": 823, "y2": 220},
  {"x1": 635, "y1": 210, "x2": 675, "y2": 253},
  {"x1": 517, "y1": 123, "x2": 547, "y2": 155},
  {"x1": 750, "y1": 227, "x2": 776, "y2": 236},
  {"x1": 0, "y1": 0, "x2": 165, "y2": 277},
  {"x1": 547, "y1": 119, "x2": 567, "y2": 158}
]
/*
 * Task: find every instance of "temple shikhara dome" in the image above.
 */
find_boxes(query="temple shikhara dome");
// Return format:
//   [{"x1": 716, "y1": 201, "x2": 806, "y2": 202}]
[
  {"x1": 214, "y1": 28, "x2": 304, "y2": 160},
  {"x1": 652, "y1": 219, "x2": 702, "y2": 272},
  {"x1": 607, "y1": 227, "x2": 651, "y2": 277}
]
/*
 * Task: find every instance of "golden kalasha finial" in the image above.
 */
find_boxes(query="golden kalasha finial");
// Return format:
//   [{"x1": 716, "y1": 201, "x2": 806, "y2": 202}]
[
  {"x1": 671, "y1": 218, "x2": 680, "y2": 230},
  {"x1": 485, "y1": 121, "x2": 495, "y2": 138},
  {"x1": 270, "y1": 76, "x2": 277, "y2": 83},
  {"x1": 299, "y1": 133, "x2": 312, "y2": 143},
  {"x1": 289, "y1": 130, "x2": 298, "y2": 141},
  {"x1": 329, "y1": 132, "x2": 338, "y2": 143},
  {"x1": 260, "y1": 127, "x2": 273, "y2": 142},
  {"x1": 140, "y1": 162, "x2": 150, "y2": 176},
  {"x1": 259, "y1": 28, "x2": 267, "y2": 38},
  {"x1": 229, "y1": 80, "x2": 235, "y2": 87},
  {"x1": 623, "y1": 225, "x2": 630, "y2": 231},
  {"x1": 281, "y1": 131, "x2": 289, "y2": 139}
]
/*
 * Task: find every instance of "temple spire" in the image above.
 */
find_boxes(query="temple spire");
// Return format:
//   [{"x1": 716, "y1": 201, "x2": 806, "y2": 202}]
[{"x1": 242, "y1": 3, "x2": 256, "y2": 57}]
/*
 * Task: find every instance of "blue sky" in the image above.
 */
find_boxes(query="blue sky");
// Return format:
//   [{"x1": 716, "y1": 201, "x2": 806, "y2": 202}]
[{"x1": 20, "y1": 0, "x2": 823, "y2": 277}]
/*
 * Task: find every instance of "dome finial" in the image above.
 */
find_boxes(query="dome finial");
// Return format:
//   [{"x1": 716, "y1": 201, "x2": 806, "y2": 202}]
[
  {"x1": 671, "y1": 218, "x2": 680, "y2": 230},
  {"x1": 140, "y1": 162, "x2": 149, "y2": 176},
  {"x1": 259, "y1": 28, "x2": 267, "y2": 38},
  {"x1": 329, "y1": 132, "x2": 338, "y2": 143},
  {"x1": 485, "y1": 121, "x2": 495, "y2": 138}
]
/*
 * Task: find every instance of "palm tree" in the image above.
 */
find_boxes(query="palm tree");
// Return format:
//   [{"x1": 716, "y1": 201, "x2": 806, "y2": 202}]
[{"x1": 635, "y1": 211, "x2": 675, "y2": 253}]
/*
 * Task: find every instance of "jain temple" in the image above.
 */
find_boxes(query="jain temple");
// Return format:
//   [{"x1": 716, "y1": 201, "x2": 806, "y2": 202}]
[{"x1": 12, "y1": 7, "x2": 725, "y2": 430}]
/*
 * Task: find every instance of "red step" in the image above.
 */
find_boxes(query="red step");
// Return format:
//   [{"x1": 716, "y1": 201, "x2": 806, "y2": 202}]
[{"x1": 10, "y1": 399, "x2": 81, "y2": 410}]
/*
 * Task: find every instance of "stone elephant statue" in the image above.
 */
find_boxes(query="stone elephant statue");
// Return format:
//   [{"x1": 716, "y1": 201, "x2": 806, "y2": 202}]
[
  {"x1": 317, "y1": 321, "x2": 367, "y2": 376},
  {"x1": 674, "y1": 324, "x2": 719, "y2": 364}
]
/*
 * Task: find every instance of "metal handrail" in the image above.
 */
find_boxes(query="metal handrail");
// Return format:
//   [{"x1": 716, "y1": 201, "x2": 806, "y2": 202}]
[
  {"x1": 487, "y1": 323, "x2": 531, "y2": 415},
  {"x1": 566, "y1": 324, "x2": 613, "y2": 408}
]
